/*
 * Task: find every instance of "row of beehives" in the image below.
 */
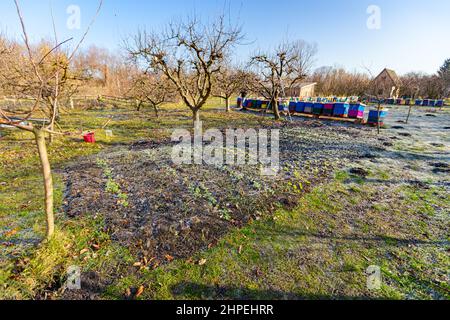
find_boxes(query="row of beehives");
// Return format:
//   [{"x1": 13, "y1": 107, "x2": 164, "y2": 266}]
[
  {"x1": 239, "y1": 98, "x2": 388, "y2": 125},
  {"x1": 372, "y1": 98, "x2": 446, "y2": 107}
]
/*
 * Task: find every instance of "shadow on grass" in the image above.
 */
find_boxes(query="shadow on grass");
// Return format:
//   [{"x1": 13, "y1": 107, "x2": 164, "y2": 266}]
[
  {"x1": 170, "y1": 282, "x2": 373, "y2": 300},
  {"x1": 252, "y1": 224, "x2": 449, "y2": 248}
]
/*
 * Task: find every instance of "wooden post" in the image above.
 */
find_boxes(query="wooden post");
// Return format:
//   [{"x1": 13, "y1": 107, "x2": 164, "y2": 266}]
[
  {"x1": 406, "y1": 103, "x2": 413, "y2": 124},
  {"x1": 377, "y1": 101, "x2": 381, "y2": 135}
]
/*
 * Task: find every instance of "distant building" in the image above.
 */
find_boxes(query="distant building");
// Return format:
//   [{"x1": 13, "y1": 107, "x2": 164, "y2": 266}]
[
  {"x1": 284, "y1": 82, "x2": 317, "y2": 98},
  {"x1": 371, "y1": 68, "x2": 402, "y2": 98}
]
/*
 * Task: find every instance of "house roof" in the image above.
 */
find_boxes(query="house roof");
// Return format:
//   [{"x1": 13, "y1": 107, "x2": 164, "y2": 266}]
[
  {"x1": 374, "y1": 68, "x2": 401, "y2": 85},
  {"x1": 290, "y1": 82, "x2": 317, "y2": 89}
]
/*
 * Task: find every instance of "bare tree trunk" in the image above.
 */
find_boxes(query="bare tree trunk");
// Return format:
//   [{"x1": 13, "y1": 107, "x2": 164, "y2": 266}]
[
  {"x1": 136, "y1": 100, "x2": 143, "y2": 112},
  {"x1": 153, "y1": 104, "x2": 159, "y2": 118},
  {"x1": 193, "y1": 108, "x2": 201, "y2": 124},
  {"x1": 225, "y1": 97, "x2": 231, "y2": 112},
  {"x1": 34, "y1": 129, "x2": 55, "y2": 239},
  {"x1": 273, "y1": 99, "x2": 280, "y2": 120}
]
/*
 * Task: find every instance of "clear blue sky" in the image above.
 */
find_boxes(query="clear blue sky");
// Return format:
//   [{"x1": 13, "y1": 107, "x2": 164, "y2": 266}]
[{"x1": 1, "y1": 0, "x2": 449, "y2": 75}]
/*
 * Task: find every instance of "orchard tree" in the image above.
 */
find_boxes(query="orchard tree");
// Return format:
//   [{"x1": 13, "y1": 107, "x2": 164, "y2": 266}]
[
  {"x1": 250, "y1": 40, "x2": 317, "y2": 120},
  {"x1": 126, "y1": 14, "x2": 243, "y2": 124},
  {"x1": 127, "y1": 72, "x2": 176, "y2": 117},
  {"x1": 438, "y1": 58, "x2": 450, "y2": 96},
  {"x1": 212, "y1": 64, "x2": 246, "y2": 112},
  {"x1": 0, "y1": 0, "x2": 102, "y2": 240}
]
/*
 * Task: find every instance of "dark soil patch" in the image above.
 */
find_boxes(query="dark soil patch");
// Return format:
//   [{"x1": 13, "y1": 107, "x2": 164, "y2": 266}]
[
  {"x1": 59, "y1": 271, "x2": 110, "y2": 300},
  {"x1": 431, "y1": 162, "x2": 450, "y2": 174},
  {"x1": 391, "y1": 126, "x2": 405, "y2": 130},
  {"x1": 60, "y1": 122, "x2": 382, "y2": 297},
  {"x1": 398, "y1": 132, "x2": 412, "y2": 137},
  {"x1": 430, "y1": 143, "x2": 445, "y2": 148},
  {"x1": 349, "y1": 167, "x2": 369, "y2": 178}
]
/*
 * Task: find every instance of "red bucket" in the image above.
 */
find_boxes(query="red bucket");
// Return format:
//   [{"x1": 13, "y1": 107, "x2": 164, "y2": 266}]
[{"x1": 83, "y1": 132, "x2": 96, "y2": 143}]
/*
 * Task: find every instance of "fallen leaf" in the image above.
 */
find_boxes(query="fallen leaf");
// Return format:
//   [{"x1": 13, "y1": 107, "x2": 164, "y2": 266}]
[
  {"x1": 165, "y1": 254, "x2": 174, "y2": 262},
  {"x1": 5, "y1": 229, "x2": 18, "y2": 238},
  {"x1": 198, "y1": 258, "x2": 207, "y2": 266},
  {"x1": 133, "y1": 262, "x2": 142, "y2": 267},
  {"x1": 79, "y1": 248, "x2": 89, "y2": 255},
  {"x1": 91, "y1": 243, "x2": 100, "y2": 251},
  {"x1": 238, "y1": 245, "x2": 243, "y2": 254},
  {"x1": 136, "y1": 286, "x2": 144, "y2": 298}
]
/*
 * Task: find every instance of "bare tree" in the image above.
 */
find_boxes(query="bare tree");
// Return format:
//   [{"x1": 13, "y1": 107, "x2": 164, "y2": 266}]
[
  {"x1": 0, "y1": 0, "x2": 102, "y2": 239},
  {"x1": 438, "y1": 58, "x2": 450, "y2": 96},
  {"x1": 212, "y1": 63, "x2": 246, "y2": 112},
  {"x1": 126, "y1": 14, "x2": 243, "y2": 124},
  {"x1": 127, "y1": 71, "x2": 176, "y2": 117},
  {"x1": 311, "y1": 66, "x2": 371, "y2": 97},
  {"x1": 249, "y1": 40, "x2": 317, "y2": 120}
]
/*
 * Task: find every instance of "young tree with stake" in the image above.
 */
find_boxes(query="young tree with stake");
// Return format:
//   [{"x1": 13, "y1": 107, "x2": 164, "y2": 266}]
[{"x1": 0, "y1": 0, "x2": 102, "y2": 240}]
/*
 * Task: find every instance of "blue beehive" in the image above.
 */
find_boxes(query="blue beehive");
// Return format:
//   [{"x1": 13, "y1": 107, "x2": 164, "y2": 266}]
[
  {"x1": 415, "y1": 99, "x2": 422, "y2": 106},
  {"x1": 429, "y1": 100, "x2": 436, "y2": 107},
  {"x1": 289, "y1": 101, "x2": 297, "y2": 113},
  {"x1": 312, "y1": 103, "x2": 323, "y2": 115},
  {"x1": 368, "y1": 109, "x2": 388, "y2": 124},
  {"x1": 295, "y1": 101, "x2": 305, "y2": 113},
  {"x1": 422, "y1": 99, "x2": 429, "y2": 106},
  {"x1": 436, "y1": 100, "x2": 444, "y2": 107},
  {"x1": 333, "y1": 103, "x2": 349, "y2": 117}
]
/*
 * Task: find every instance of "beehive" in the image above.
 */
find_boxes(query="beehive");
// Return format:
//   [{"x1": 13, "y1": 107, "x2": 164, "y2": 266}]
[
  {"x1": 323, "y1": 103, "x2": 334, "y2": 116},
  {"x1": 349, "y1": 103, "x2": 365, "y2": 119},
  {"x1": 289, "y1": 101, "x2": 297, "y2": 113},
  {"x1": 304, "y1": 102, "x2": 314, "y2": 114},
  {"x1": 368, "y1": 109, "x2": 388, "y2": 125},
  {"x1": 295, "y1": 101, "x2": 305, "y2": 113},
  {"x1": 333, "y1": 103, "x2": 350, "y2": 117},
  {"x1": 312, "y1": 103, "x2": 324, "y2": 115}
]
